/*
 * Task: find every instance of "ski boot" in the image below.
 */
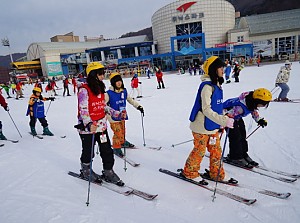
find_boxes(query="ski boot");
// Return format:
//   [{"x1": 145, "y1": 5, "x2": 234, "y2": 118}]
[
  {"x1": 244, "y1": 154, "x2": 259, "y2": 167},
  {"x1": 30, "y1": 126, "x2": 37, "y2": 136},
  {"x1": 227, "y1": 156, "x2": 254, "y2": 168},
  {"x1": 177, "y1": 169, "x2": 208, "y2": 185},
  {"x1": 0, "y1": 131, "x2": 7, "y2": 140},
  {"x1": 203, "y1": 169, "x2": 238, "y2": 185},
  {"x1": 80, "y1": 163, "x2": 102, "y2": 183},
  {"x1": 113, "y1": 148, "x2": 124, "y2": 157},
  {"x1": 102, "y1": 169, "x2": 124, "y2": 186},
  {"x1": 43, "y1": 127, "x2": 54, "y2": 136},
  {"x1": 122, "y1": 140, "x2": 135, "y2": 148}
]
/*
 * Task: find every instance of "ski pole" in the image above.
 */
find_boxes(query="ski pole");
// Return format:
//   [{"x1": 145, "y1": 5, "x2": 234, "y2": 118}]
[
  {"x1": 212, "y1": 128, "x2": 229, "y2": 202},
  {"x1": 7, "y1": 111, "x2": 22, "y2": 138},
  {"x1": 46, "y1": 100, "x2": 52, "y2": 115},
  {"x1": 246, "y1": 126, "x2": 261, "y2": 139},
  {"x1": 86, "y1": 134, "x2": 95, "y2": 206},
  {"x1": 171, "y1": 139, "x2": 193, "y2": 148},
  {"x1": 141, "y1": 113, "x2": 146, "y2": 146},
  {"x1": 270, "y1": 86, "x2": 278, "y2": 93},
  {"x1": 123, "y1": 121, "x2": 127, "y2": 172}
]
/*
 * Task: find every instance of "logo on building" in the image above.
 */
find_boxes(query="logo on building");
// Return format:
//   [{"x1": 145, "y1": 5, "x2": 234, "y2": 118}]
[{"x1": 176, "y1": 2, "x2": 197, "y2": 13}]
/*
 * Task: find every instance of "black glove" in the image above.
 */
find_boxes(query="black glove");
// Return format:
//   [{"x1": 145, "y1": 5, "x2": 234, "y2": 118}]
[
  {"x1": 48, "y1": 97, "x2": 55, "y2": 101},
  {"x1": 4, "y1": 106, "x2": 9, "y2": 111},
  {"x1": 275, "y1": 83, "x2": 279, "y2": 87},
  {"x1": 137, "y1": 105, "x2": 144, "y2": 116},
  {"x1": 257, "y1": 118, "x2": 267, "y2": 128},
  {"x1": 138, "y1": 82, "x2": 142, "y2": 84},
  {"x1": 39, "y1": 95, "x2": 43, "y2": 100}
]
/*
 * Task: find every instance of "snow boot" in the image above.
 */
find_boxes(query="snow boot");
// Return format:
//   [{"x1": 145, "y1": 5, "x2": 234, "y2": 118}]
[
  {"x1": 244, "y1": 154, "x2": 259, "y2": 167},
  {"x1": 203, "y1": 169, "x2": 238, "y2": 184},
  {"x1": 113, "y1": 148, "x2": 124, "y2": 157},
  {"x1": 102, "y1": 169, "x2": 124, "y2": 186},
  {"x1": 30, "y1": 126, "x2": 37, "y2": 136},
  {"x1": 178, "y1": 169, "x2": 208, "y2": 185},
  {"x1": 0, "y1": 131, "x2": 7, "y2": 140},
  {"x1": 80, "y1": 163, "x2": 102, "y2": 183},
  {"x1": 43, "y1": 127, "x2": 54, "y2": 136},
  {"x1": 228, "y1": 157, "x2": 253, "y2": 168},
  {"x1": 122, "y1": 140, "x2": 135, "y2": 148}
]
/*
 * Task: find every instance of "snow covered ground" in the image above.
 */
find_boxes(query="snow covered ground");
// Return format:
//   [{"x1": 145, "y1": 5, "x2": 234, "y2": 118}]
[{"x1": 1, "y1": 61, "x2": 300, "y2": 223}]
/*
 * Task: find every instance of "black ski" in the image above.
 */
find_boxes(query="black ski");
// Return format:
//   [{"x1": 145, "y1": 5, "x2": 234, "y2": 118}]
[
  {"x1": 0, "y1": 144, "x2": 4, "y2": 147},
  {"x1": 159, "y1": 168, "x2": 257, "y2": 205},
  {"x1": 115, "y1": 154, "x2": 140, "y2": 167},
  {"x1": 255, "y1": 166, "x2": 300, "y2": 179},
  {"x1": 68, "y1": 171, "x2": 133, "y2": 196},
  {"x1": 127, "y1": 146, "x2": 162, "y2": 150},
  {"x1": 200, "y1": 171, "x2": 291, "y2": 199},
  {"x1": 68, "y1": 171, "x2": 157, "y2": 200},
  {"x1": 1, "y1": 139, "x2": 19, "y2": 143},
  {"x1": 222, "y1": 157, "x2": 297, "y2": 183}
]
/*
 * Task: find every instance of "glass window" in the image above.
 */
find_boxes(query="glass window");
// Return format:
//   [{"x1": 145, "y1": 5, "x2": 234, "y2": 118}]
[{"x1": 176, "y1": 22, "x2": 203, "y2": 51}]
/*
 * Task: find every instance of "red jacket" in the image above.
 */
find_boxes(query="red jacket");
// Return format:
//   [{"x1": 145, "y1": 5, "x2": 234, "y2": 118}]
[
  {"x1": 131, "y1": 78, "x2": 139, "y2": 88},
  {"x1": 156, "y1": 71, "x2": 163, "y2": 81},
  {"x1": 0, "y1": 93, "x2": 8, "y2": 108}
]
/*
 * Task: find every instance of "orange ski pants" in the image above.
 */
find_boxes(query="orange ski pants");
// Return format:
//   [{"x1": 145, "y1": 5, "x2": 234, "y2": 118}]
[
  {"x1": 110, "y1": 121, "x2": 125, "y2": 149},
  {"x1": 183, "y1": 132, "x2": 225, "y2": 181}
]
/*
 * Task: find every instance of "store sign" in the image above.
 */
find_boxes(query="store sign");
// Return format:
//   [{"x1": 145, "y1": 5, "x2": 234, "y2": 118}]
[
  {"x1": 47, "y1": 62, "x2": 63, "y2": 76},
  {"x1": 172, "y1": 1, "x2": 203, "y2": 22},
  {"x1": 172, "y1": 13, "x2": 204, "y2": 22}
]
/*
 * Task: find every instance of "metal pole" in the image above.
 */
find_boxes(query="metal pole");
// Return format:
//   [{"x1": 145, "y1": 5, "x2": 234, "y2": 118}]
[
  {"x1": 171, "y1": 139, "x2": 193, "y2": 148},
  {"x1": 86, "y1": 134, "x2": 95, "y2": 206},
  {"x1": 7, "y1": 111, "x2": 22, "y2": 138}
]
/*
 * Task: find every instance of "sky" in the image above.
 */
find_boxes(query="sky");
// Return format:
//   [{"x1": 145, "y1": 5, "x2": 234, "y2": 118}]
[
  {"x1": 0, "y1": 0, "x2": 176, "y2": 55},
  {"x1": 0, "y1": 62, "x2": 300, "y2": 222}
]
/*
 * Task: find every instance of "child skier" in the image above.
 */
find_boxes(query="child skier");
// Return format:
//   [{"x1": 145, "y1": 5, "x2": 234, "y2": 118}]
[
  {"x1": 181, "y1": 56, "x2": 235, "y2": 183},
  {"x1": 27, "y1": 87, "x2": 55, "y2": 136},
  {"x1": 224, "y1": 61, "x2": 232, "y2": 83},
  {"x1": 155, "y1": 68, "x2": 165, "y2": 89},
  {"x1": 223, "y1": 88, "x2": 271, "y2": 167},
  {"x1": 130, "y1": 73, "x2": 142, "y2": 98},
  {"x1": 106, "y1": 72, "x2": 144, "y2": 157},
  {"x1": 0, "y1": 92, "x2": 9, "y2": 140}
]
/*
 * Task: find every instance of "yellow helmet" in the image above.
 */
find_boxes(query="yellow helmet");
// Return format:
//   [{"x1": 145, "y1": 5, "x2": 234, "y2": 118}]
[
  {"x1": 33, "y1": 87, "x2": 42, "y2": 93},
  {"x1": 253, "y1": 88, "x2": 272, "y2": 102},
  {"x1": 109, "y1": 72, "x2": 121, "y2": 80},
  {"x1": 86, "y1": 62, "x2": 104, "y2": 75},
  {"x1": 203, "y1": 56, "x2": 219, "y2": 76}
]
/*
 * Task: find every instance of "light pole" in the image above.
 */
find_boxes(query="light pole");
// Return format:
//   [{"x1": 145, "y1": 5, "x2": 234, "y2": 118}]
[{"x1": 1, "y1": 37, "x2": 14, "y2": 63}]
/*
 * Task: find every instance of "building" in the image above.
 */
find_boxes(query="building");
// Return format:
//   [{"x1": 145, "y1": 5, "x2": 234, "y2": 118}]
[{"x1": 17, "y1": 0, "x2": 300, "y2": 77}]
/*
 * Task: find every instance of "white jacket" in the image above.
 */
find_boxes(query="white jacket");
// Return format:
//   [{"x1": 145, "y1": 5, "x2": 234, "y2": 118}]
[{"x1": 275, "y1": 66, "x2": 291, "y2": 84}]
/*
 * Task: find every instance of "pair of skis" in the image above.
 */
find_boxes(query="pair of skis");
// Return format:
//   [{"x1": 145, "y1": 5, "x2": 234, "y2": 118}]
[
  {"x1": 68, "y1": 171, "x2": 157, "y2": 200},
  {"x1": 159, "y1": 168, "x2": 292, "y2": 206},
  {"x1": 29, "y1": 132, "x2": 66, "y2": 140}
]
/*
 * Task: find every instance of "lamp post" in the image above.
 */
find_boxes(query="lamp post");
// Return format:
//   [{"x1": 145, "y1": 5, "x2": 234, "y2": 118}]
[{"x1": 1, "y1": 37, "x2": 14, "y2": 63}]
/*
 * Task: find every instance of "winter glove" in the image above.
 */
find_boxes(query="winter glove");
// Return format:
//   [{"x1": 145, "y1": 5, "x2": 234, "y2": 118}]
[
  {"x1": 4, "y1": 106, "x2": 9, "y2": 111},
  {"x1": 275, "y1": 83, "x2": 279, "y2": 87},
  {"x1": 48, "y1": 97, "x2": 55, "y2": 101},
  {"x1": 137, "y1": 105, "x2": 144, "y2": 116},
  {"x1": 120, "y1": 110, "x2": 127, "y2": 120},
  {"x1": 39, "y1": 95, "x2": 43, "y2": 100},
  {"x1": 138, "y1": 82, "x2": 142, "y2": 84},
  {"x1": 226, "y1": 118, "x2": 234, "y2": 128},
  {"x1": 257, "y1": 118, "x2": 267, "y2": 128}
]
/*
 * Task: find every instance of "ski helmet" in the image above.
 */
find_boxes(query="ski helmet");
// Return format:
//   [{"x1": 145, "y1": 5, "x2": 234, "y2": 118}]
[
  {"x1": 86, "y1": 62, "x2": 104, "y2": 75},
  {"x1": 33, "y1": 87, "x2": 42, "y2": 93},
  {"x1": 109, "y1": 72, "x2": 123, "y2": 89},
  {"x1": 253, "y1": 88, "x2": 272, "y2": 102}
]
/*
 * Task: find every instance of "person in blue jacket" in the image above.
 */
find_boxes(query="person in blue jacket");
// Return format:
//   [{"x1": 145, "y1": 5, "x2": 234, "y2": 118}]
[
  {"x1": 223, "y1": 88, "x2": 272, "y2": 167},
  {"x1": 27, "y1": 87, "x2": 55, "y2": 136},
  {"x1": 106, "y1": 73, "x2": 144, "y2": 157}
]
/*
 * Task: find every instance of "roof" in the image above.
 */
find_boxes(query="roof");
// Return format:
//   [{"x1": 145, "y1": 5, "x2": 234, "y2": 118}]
[
  {"x1": 27, "y1": 35, "x2": 150, "y2": 60},
  {"x1": 237, "y1": 9, "x2": 300, "y2": 35}
]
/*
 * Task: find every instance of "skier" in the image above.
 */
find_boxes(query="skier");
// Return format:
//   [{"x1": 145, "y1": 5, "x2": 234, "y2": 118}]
[
  {"x1": 26, "y1": 87, "x2": 55, "y2": 136},
  {"x1": 75, "y1": 62, "x2": 125, "y2": 185},
  {"x1": 71, "y1": 76, "x2": 77, "y2": 94},
  {"x1": 155, "y1": 68, "x2": 165, "y2": 89},
  {"x1": 45, "y1": 80, "x2": 55, "y2": 97},
  {"x1": 224, "y1": 61, "x2": 232, "y2": 83},
  {"x1": 182, "y1": 56, "x2": 235, "y2": 183},
  {"x1": 223, "y1": 88, "x2": 271, "y2": 167},
  {"x1": 1, "y1": 83, "x2": 12, "y2": 98},
  {"x1": 130, "y1": 73, "x2": 142, "y2": 98},
  {"x1": 106, "y1": 72, "x2": 144, "y2": 157},
  {"x1": 232, "y1": 62, "x2": 241, "y2": 82},
  {"x1": 0, "y1": 92, "x2": 9, "y2": 140},
  {"x1": 63, "y1": 76, "x2": 71, "y2": 96},
  {"x1": 274, "y1": 60, "x2": 292, "y2": 101}
]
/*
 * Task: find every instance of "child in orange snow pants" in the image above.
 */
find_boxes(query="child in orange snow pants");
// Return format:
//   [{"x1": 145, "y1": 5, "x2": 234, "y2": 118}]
[{"x1": 183, "y1": 132, "x2": 225, "y2": 180}]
